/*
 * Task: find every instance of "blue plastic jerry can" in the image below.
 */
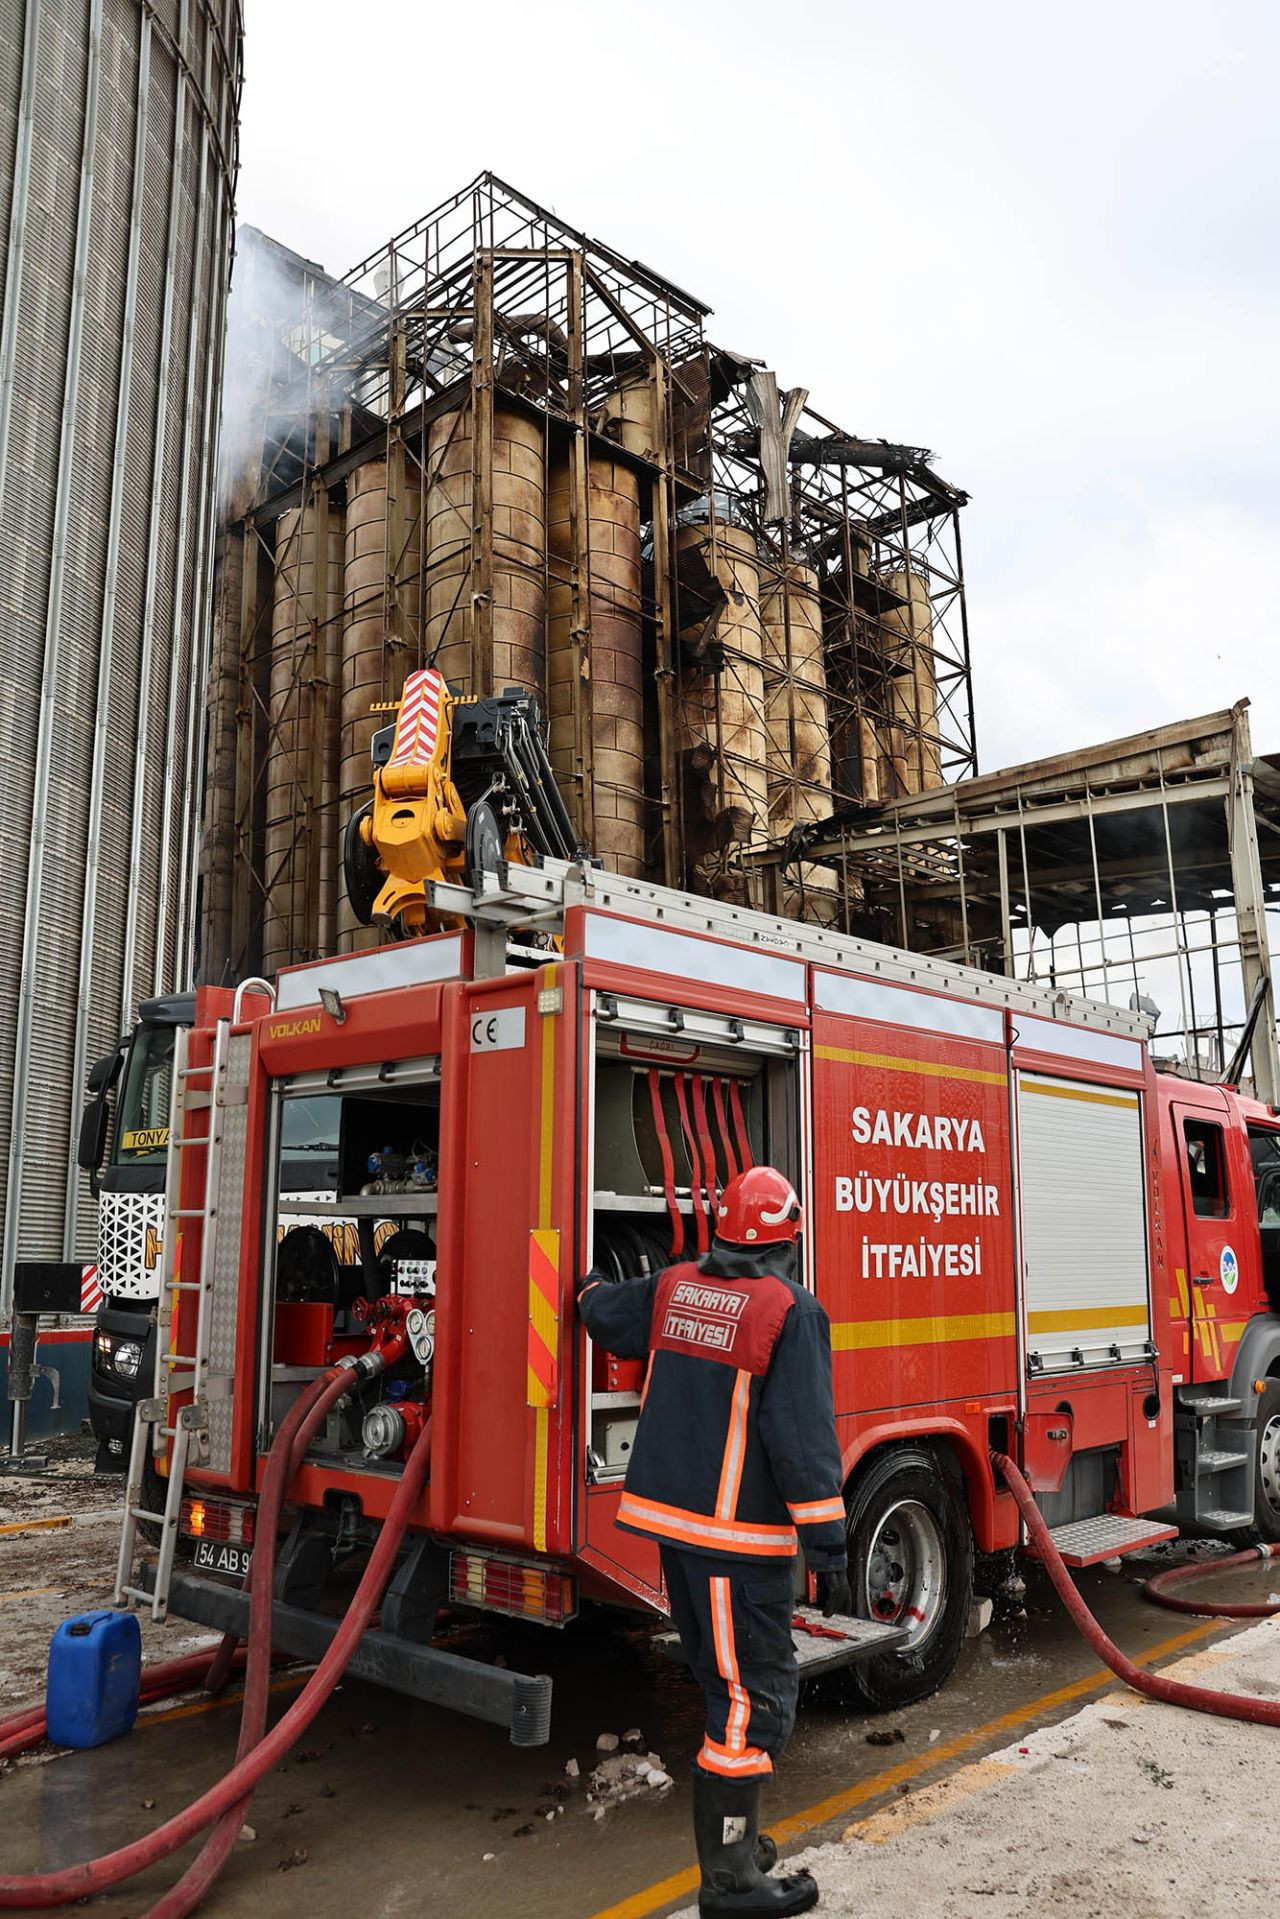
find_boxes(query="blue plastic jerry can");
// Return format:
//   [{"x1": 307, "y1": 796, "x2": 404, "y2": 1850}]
[{"x1": 46, "y1": 1609, "x2": 142, "y2": 1749}]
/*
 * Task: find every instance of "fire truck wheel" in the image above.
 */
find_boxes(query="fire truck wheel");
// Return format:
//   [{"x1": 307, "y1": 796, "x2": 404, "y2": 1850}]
[
  {"x1": 1245, "y1": 1380, "x2": 1280, "y2": 1544},
  {"x1": 845, "y1": 1446, "x2": 973, "y2": 1710}
]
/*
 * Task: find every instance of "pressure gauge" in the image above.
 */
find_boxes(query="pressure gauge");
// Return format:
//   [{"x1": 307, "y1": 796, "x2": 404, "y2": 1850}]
[{"x1": 405, "y1": 1306, "x2": 434, "y2": 1367}]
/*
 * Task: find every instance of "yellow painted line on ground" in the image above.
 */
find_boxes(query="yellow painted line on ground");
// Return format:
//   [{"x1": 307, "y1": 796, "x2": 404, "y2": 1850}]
[
  {"x1": 138, "y1": 1670, "x2": 308, "y2": 1730},
  {"x1": 832, "y1": 1312, "x2": 1015, "y2": 1352},
  {"x1": 0, "y1": 1585, "x2": 63, "y2": 1603},
  {"x1": 842, "y1": 1631, "x2": 1250, "y2": 1848},
  {"x1": 583, "y1": 1619, "x2": 1224, "y2": 1919},
  {"x1": 852, "y1": 1755, "x2": 1016, "y2": 1844},
  {"x1": 0, "y1": 1514, "x2": 72, "y2": 1537}
]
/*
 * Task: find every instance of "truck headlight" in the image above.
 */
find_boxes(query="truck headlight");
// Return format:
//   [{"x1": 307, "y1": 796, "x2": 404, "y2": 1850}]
[{"x1": 113, "y1": 1340, "x2": 143, "y2": 1380}]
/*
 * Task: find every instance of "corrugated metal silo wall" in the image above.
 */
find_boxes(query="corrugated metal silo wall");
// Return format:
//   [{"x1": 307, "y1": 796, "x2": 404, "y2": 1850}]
[{"x1": 0, "y1": 1, "x2": 243, "y2": 1304}]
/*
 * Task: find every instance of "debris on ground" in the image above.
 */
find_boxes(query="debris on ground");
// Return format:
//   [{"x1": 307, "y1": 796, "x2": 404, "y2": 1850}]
[
  {"x1": 966, "y1": 1597, "x2": 994, "y2": 1638},
  {"x1": 586, "y1": 1731, "x2": 674, "y2": 1813}
]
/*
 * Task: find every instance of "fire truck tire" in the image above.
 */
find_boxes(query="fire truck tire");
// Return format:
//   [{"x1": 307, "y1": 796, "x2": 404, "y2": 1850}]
[
  {"x1": 844, "y1": 1446, "x2": 973, "y2": 1711},
  {"x1": 1241, "y1": 1379, "x2": 1280, "y2": 1544}
]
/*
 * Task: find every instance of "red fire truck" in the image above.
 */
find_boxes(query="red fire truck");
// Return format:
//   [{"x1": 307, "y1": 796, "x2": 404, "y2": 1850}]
[{"x1": 114, "y1": 860, "x2": 1280, "y2": 1740}]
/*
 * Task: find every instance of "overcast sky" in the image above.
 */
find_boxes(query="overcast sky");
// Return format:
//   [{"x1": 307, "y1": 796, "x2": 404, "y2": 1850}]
[{"x1": 238, "y1": 0, "x2": 1280, "y2": 775}]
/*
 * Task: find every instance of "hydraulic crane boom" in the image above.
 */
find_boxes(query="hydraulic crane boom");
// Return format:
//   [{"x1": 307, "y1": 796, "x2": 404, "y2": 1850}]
[{"x1": 344, "y1": 667, "x2": 586, "y2": 938}]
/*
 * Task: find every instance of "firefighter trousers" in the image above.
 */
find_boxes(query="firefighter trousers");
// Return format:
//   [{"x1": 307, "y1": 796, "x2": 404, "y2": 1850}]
[{"x1": 660, "y1": 1545, "x2": 799, "y2": 1779}]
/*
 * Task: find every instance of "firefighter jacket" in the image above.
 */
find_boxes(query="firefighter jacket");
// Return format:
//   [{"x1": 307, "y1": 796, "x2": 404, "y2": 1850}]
[{"x1": 578, "y1": 1243, "x2": 847, "y2": 1570}]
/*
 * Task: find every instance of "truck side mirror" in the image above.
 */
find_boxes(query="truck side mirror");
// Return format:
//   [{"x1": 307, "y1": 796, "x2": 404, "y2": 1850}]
[
  {"x1": 87, "y1": 1049, "x2": 124, "y2": 1095},
  {"x1": 77, "y1": 1098, "x2": 110, "y2": 1174}
]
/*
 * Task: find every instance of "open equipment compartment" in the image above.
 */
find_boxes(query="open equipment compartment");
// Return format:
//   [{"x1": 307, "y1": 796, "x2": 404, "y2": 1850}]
[
  {"x1": 583, "y1": 993, "x2": 805, "y2": 1480},
  {"x1": 258, "y1": 1059, "x2": 444, "y2": 1475}
]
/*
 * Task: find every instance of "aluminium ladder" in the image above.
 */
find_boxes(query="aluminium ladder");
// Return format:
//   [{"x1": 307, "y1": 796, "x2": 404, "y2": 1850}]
[{"x1": 113, "y1": 1009, "x2": 238, "y2": 1622}]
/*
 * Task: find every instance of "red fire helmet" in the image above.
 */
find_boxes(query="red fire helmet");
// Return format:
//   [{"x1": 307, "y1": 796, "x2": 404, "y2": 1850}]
[{"x1": 716, "y1": 1166, "x2": 803, "y2": 1246}]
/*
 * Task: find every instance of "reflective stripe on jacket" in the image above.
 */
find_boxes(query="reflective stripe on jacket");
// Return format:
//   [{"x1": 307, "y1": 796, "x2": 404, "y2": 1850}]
[{"x1": 578, "y1": 1249, "x2": 847, "y2": 1570}]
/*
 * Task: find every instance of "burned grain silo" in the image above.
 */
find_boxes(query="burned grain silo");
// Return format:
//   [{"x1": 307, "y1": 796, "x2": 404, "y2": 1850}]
[{"x1": 200, "y1": 175, "x2": 975, "y2": 983}]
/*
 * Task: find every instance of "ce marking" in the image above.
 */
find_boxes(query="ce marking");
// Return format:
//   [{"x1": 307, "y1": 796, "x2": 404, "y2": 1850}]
[{"x1": 468, "y1": 1005, "x2": 526, "y2": 1053}]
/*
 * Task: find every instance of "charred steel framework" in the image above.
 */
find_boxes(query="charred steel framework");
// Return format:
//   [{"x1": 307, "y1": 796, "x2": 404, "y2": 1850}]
[
  {"x1": 767, "y1": 704, "x2": 1280, "y2": 1102},
  {"x1": 201, "y1": 174, "x2": 976, "y2": 983}
]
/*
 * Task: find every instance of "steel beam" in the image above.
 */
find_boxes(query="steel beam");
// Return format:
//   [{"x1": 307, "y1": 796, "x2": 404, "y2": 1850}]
[{"x1": 1228, "y1": 713, "x2": 1279, "y2": 1102}]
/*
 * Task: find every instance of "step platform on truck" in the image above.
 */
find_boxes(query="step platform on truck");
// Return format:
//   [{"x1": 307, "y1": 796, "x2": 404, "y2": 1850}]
[
  {"x1": 1026, "y1": 1513, "x2": 1178, "y2": 1568},
  {"x1": 657, "y1": 1607, "x2": 909, "y2": 1678}
]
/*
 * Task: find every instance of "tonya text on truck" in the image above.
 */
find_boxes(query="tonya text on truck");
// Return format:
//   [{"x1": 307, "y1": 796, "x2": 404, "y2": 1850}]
[{"x1": 112, "y1": 858, "x2": 1280, "y2": 1741}]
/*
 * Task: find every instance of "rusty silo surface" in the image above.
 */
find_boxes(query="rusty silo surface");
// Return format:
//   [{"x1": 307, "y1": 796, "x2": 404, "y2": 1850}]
[
  {"x1": 598, "y1": 370, "x2": 658, "y2": 462},
  {"x1": 339, "y1": 458, "x2": 422, "y2": 950},
  {"x1": 761, "y1": 564, "x2": 838, "y2": 923},
  {"x1": 0, "y1": 0, "x2": 242, "y2": 1299},
  {"x1": 262, "y1": 500, "x2": 344, "y2": 972},
  {"x1": 678, "y1": 523, "x2": 770, "y2": 902},
  {"x1": 859, "y1": 716, "x2": 883, "y2": 805},
  {"x1": 547, "y1": 453, "x2": 646, "y2": 875},
  {"x1": 883, "y1": 567, "x2": 942, "y2": 790},
  {"x1": 424, "y1": 406, "x2": 546, "y2": 697}
]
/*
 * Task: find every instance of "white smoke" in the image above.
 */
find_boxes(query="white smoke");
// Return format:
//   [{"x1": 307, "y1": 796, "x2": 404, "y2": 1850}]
[{"x1": 217, "y1": 226, "x2": 329, "y2": 516}]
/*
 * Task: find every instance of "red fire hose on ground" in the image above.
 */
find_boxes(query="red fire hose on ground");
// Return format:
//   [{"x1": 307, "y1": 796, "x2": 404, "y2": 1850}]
[
  {"x1": 1141, "y1": 1541, "x2": 1280, "y2": 1618},
  {"x1": 0, "y1": 1362, "x2": 353, "y2": 1765},
  {"x1": 995, "y1": 1452, "x2": 1280, "y2": 1727},
  {"x1": 0, "y1": 1648, "x2": 255, "y2": 1764},
  {"x1": 0, "y1": 1357, "x2": 433, "y2": 1916}
]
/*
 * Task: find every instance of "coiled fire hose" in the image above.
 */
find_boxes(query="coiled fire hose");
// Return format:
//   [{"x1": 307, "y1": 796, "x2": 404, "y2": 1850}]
[
  {"x1": 1142, "y1": 1544, "x2": 1280, "y2": 1618},
  {"x1": 0, "y1": 1364, "x2": 434, "y2": 1915},
  {"x1": 995, "y1": 1452, "x2": 1280, "y2": 1727}
]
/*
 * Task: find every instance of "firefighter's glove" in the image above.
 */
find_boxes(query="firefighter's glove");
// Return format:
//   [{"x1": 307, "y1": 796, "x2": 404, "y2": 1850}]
[
  {"x1": 576, "y1": 1268, "x2": 615, "y2": 1300},
  {"x1": 816, "y1": 1568, "x2": 852, "y2": 1618}
]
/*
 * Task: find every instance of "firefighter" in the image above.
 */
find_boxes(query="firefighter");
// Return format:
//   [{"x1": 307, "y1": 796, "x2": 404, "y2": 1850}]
[{"x1": 578, "y1": 1165, "x2": 850, "y2": 1918}]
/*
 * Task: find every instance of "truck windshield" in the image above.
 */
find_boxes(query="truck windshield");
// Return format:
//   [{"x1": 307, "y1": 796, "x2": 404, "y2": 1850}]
[{"x1": 112, "y1": 1024, "x2": 176, "y2": 1166}]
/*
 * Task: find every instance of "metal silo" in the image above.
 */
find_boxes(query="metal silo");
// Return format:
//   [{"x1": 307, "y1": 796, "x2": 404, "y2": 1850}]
[
  {"x1": 0, "y1": 1, "x2": 243, "y2": 1308},
  {"x1": 761, "y1": 562, "x2": 838, "y2": 924},
  {"x1": 677, "y1": 521, "x2": 770, "y2": 904},
  {"x1": 546, "y1": 451, "x2": 646, "y2": 876},
  {"x1": 882, "y1": 567, "x2": 943, "y2": 791},
  {"x1": 423, "y1": 405, "x2": 547, "y2": 699}
]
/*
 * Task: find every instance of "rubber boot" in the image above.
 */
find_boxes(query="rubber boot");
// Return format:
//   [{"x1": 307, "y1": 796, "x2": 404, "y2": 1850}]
[{"x1": 692, "y1": 1770, "x2": 818, "y2": 1916}]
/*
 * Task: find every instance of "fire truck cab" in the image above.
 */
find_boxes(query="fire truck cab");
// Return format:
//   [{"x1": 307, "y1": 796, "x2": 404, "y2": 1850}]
[{"x1": 117, "y1": 861, "x2": 1280, "y2": 1738}]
